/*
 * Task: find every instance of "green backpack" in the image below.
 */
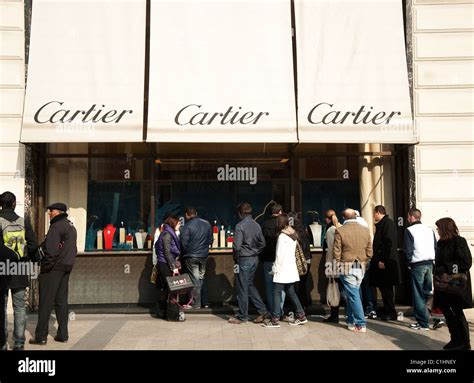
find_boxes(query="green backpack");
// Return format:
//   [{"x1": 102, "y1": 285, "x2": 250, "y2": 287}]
[{"x1": 0, "y1": 216, "x2": 26, "y2": 260}]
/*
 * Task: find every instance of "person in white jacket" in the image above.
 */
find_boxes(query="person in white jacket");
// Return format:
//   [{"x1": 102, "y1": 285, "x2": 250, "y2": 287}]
[{"x1": 263, "y1": 214, "x2": 308, "y2": 328}]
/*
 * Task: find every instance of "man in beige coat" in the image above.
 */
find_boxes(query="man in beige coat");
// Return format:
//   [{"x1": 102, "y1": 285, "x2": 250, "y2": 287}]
[{"x1": 333, "y1": 209, "x2": 373, "y2": 332}]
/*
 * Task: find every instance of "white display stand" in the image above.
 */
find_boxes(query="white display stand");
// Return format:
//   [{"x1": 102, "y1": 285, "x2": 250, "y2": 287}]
[{"x1": 309, "y1": 223, "x2": 322, "y2": 248}]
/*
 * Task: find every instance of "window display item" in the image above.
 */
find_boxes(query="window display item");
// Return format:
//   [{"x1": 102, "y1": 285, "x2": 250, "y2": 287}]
[
  {"x1": 103, "y1": 224, "x2": 116, "y2": 250},
  {"x1": 119, "y1": 221, "x2": 126, "y2": 244},
  {"x1": 226, "y1": 233, "x2": 233, "y2": 248},
  {"x1": 212, "y1": 222, "x2": 218, "y2": 248},
  {"x1": 126, "y1": 233, "x2": 134, "y2": 248},
  {"x1": 135, "y1": 230, "x2": 147, "y2": 249},
  {"x1": 219, "y1": 225, "x2": 225, "y2": 248},
  {"x1": 308, "y1": 211, "x2": 322, "y2": 247},
  {"x1": 97, "y1": 230, "x2": 103, "y2": 250}
]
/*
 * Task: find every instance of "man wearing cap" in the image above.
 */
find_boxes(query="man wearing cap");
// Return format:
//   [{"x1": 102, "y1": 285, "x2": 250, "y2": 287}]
[{"x1": 29, "y1": 203, "x2": 77, "y2": 345}]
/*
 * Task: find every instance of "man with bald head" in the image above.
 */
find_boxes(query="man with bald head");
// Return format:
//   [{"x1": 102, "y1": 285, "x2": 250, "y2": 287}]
[{"x1": 333, "y1": 208, "x2": 373, "y2": 333}]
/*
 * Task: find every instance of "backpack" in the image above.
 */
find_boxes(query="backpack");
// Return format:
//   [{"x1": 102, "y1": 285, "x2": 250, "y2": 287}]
[
  {"x1": 0, "y1": 216, "x2": 26, "y2": 260},
  {"x1": 295, "y1": 240, "x2": 308, "y2": 276}
]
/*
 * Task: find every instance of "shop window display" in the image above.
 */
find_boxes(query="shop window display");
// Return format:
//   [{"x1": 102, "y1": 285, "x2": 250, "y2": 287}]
[
  {"x1": 86, "y1": 158, "x2": 152, "y2": 251},
  {"x1": 84, "y1": 154, "x2": 360, "y2": 251}
]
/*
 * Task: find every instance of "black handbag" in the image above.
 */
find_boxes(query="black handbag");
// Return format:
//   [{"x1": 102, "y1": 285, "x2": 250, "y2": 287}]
[
  {"x1": 165, "y1": 273, "x2": 194, "y2": 295},
  {"x1": 434, "y1": 273, "x2": 468, "y2": 296}
]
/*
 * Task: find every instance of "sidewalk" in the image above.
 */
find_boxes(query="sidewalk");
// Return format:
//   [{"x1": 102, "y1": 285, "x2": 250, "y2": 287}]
[{"x1": 8, "y1": 309, "x2": 474, "y2": 350}]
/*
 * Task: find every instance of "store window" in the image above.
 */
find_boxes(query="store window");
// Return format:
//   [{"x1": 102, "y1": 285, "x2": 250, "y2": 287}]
[
  {"x1": 82, "y1": 145, "x2": 361, "y2": 251},
  {"x1": 300, "y1": 155, "x2": 360, "y2": 224},
  {"x1": 86, "y1": 158, "x2": 152, "y2": 251},
  {"x1": 154, "y1": 159, "x2": 290, "y2": 240}
]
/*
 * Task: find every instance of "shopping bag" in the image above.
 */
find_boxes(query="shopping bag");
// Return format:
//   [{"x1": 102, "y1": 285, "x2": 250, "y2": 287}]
[{"x1": 165, "y1": 273, "x2": 194, "y2": 295}]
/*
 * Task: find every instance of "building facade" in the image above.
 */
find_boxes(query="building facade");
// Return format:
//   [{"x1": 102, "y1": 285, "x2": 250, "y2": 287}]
[{"x1": 0, "y1": 0, "x2": 472, "y2": 306}]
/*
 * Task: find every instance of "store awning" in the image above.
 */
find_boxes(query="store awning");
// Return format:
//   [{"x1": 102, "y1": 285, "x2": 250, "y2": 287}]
[
  {"x1": 295, "y1": 0, "x2": 414, "y2": 143},
  {"x1": 21, "y1": 0, "x2": 146, "y2": 143},
  {"x1": 146, "y1": 0, "x2": 297, "y2": 143}
]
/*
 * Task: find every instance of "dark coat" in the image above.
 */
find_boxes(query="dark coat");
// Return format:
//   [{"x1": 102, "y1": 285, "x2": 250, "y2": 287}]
[
  {"x1": 433, "y1": 236, "x2": 472, "y2": 309},
  {"x1": 260, "y1": 216, "x2": 279, "y2": 263},
  {"x1": 180, "y1": 217, "x2": 212, "y2": 259},
  {"x1": 0, "y1": 209, "x2": 38, "y2": 289},
  {"x1": 0, "y1": 242, "x2": 17, "y2": 290},
  {"x1": 370, "y1": 215, "x2": 402, "y2": 287},
  {"x1": 233, "y1": 216, "x2": 266, "y2": 260},
  {"x1": 40, "y1": 213, "x2": 77, "y2": 274}
]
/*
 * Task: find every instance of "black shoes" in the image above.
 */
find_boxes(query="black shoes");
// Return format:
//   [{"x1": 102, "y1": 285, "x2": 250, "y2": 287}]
[
  {"x1": 54, "y1": 336, "x2": 68, "y2": 343},
  {"x1": 323, "y1": 316, "x2": 340, "y2": 323},
  {"x1": 29, "y1": 338, "x2": 47, "y2": 345},
  {"x1": 30, "y1": 336, "x2": 68, "y2": 344},
  {"x1": 13, "y1": 345, "x2": 24, "y2": 351},
  {"x1": 444, "y1": 341, "x2": 471, "y2": 351}
]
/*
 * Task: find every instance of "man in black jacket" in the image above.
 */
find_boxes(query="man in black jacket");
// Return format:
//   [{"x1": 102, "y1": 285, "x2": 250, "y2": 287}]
[
  {"x1": 29, "y1": 203, "x2": 77, "y2": 345},
  {"x1": 229, "y1": 202, "x2": 268, "y2": 324},
  {"x1": 260, "y1": 203, "x2": 283, "y2": 314},
  {"x1": 181, "y1": 207, "x2": 213, "y2": 309},
  {"x1": 0, "y1": 191, "x2": 38, "y2": 350},
  {"x1": 369, "y1": 205, "x2": 401, "y2": 321}
]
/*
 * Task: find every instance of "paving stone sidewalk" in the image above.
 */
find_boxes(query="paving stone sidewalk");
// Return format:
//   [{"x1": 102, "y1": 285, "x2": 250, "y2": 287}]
[{"x1": 9, "y1": 309, "x2": 474, "y2": 350}]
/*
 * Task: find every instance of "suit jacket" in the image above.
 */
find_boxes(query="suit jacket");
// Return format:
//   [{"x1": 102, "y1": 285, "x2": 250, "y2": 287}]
[{"x1": 333, "y1": 221, "x2": 372, "y2": 264}]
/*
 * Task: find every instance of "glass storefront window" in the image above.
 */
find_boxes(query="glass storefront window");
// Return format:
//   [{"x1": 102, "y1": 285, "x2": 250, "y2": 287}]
[
  {"x1": 86, "y1": 158, "x2": 152, "y2": 250},
  {"x1": 80, "y1": 145, "x2": 361, "y2": 251},
  {"x1": 154, "y1": 160, "x2": 290, "y2": 233}
]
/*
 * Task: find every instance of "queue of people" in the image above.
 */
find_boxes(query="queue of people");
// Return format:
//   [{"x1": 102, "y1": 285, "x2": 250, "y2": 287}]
[
  {"x1": 0, "y1": 188, "x2": 472, "y2": 351},
  {"x1": 318, "y1": 205, "x2": 471, "y2": 350},
  {"x1": 151, "y1": 200, "x2": 471, "y2": 351}
]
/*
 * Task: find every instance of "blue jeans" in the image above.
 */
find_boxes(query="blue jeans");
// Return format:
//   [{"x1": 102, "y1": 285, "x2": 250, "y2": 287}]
[
  {"x1": 184, "y1": 257, "x2": 207, "y2": 308},
  {"x1": 272, "y1": 283, "x2": 304, "y2": 320},
  {"x1": 263, "y1": 261, "x2": 285, "y2": 314},
  {"x1": 410, "y1": 263, "x2": 433, "y2": 328},
  {"x1": 340, "y1": 269, "x2": 366, "y2": 327},
  {"x1": 236, "y1": 257, "x2": 267, "y2": 321},
  {"x1": 3, "y1": 288, "x2": 27, "y2": 347},
  {"x1": 201, "y1": 276, "x2": 209, "y2": 306}
]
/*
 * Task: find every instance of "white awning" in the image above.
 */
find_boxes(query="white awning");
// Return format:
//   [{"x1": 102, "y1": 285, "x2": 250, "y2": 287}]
[
  {"x1": 21, "y1": 0, "x2": 146, "y2": 143},
  {"x1": 147, "y1": 0, "x2": 297, "y2": 143},
  {"x1": 295, "y1": 0, "x2": 414, "y2": 143}
]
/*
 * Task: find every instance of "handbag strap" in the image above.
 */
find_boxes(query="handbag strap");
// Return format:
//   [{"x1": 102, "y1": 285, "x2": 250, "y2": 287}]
[{"x1": 169, "y1": 293, "x2": 193, "y2": 309}]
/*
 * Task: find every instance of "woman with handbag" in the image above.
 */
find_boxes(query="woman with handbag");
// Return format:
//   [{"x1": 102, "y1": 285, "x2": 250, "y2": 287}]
[
  {"x1": 263, "y1": 214, "x2": 308, "y2": 327},
  {"x1": 155, "y1": 215, "x2": 183, "y2": 321},
  {"x1": 433, "y1": 217, "x2": 472, "y2": 350}
]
